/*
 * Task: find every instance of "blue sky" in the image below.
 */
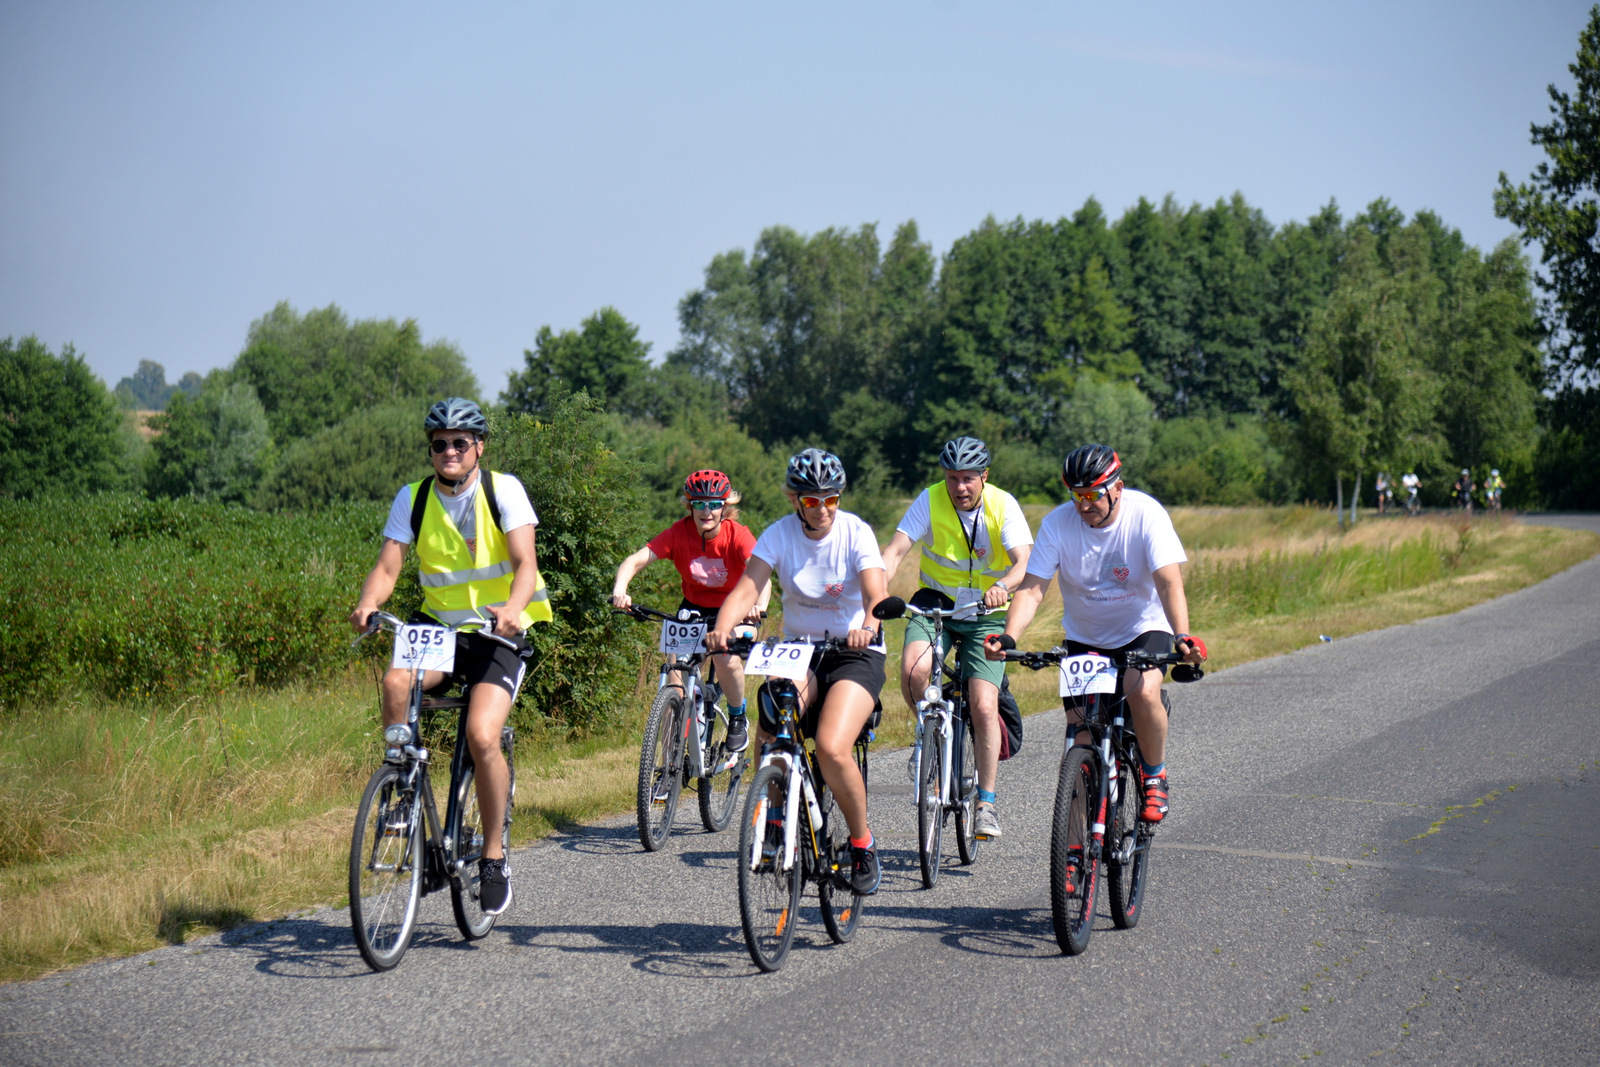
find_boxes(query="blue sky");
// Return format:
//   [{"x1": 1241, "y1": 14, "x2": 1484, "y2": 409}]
[{"x1": 2, "y1": 1, "x2": 1592, "y2": 396}]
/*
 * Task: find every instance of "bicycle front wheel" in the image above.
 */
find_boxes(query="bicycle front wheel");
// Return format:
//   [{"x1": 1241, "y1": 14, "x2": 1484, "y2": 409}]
[
  {"x1": 818, "y1": 783, "x2": 864, "y2": 943},
  {"x1": 1050, "y1": 748, "x2": 1099, "y2": 956},
  {"x1": 1107, "y1": 755, "x2": 1150, "y2": 930},
  {"x1": 637, "y1": 686, "x2": 686, "y2": 851},
  {"x1": 916, "y1": 730, "x2": 944, "y2": 889},
  {"x1": 698, "y1": 704, "x2": 747, "y2": 833},
  {"x1": 450, "y1": 727, "x2": 515, "y2": 939},
  {"x1": 954, "y1": 716, "x2": 980, "y2": 866},
  {"x1": 350, "y1": 764, "x2": 423, "y2": 971},
  {"x1": 737, "y1": 763, "x2": 801, "y2": 971}
]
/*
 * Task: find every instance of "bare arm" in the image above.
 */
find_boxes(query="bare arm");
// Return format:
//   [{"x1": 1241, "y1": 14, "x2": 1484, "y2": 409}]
[
  {"x1": 985, "y1": 572, "x2": 1050, "y2": 656},
  {"x1": 1153, "y1": 562, "x2": 1204, "y2": 663},
  {"x1": 610, "y1": 545, "x2": 658, "y2": 611},
  {"x1": 879, "y1": 530, "x2": 916, "y2": 582},
  {"x1": 708, "y1": 558, "x2": 772, "y2": 650},
  {"x1": 985, "y1": 542, "x2": 1033, "y2": 608},
  {"x1": 351, "y1": 538, "x2": 409, "y2": 632},
  {"x1": 487, "y1": 524, "x2": 541, "y2": 638},
  {"x1": 852, "y1": 567, "x2": 888, "y2": 649}
]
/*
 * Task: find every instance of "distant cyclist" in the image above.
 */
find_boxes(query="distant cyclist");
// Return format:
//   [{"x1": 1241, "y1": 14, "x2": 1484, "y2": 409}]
[
  {"x1": 1401, "y1": 470, "x2": 1422, "y2": 516},
  {"x1": 984, "y1": 444, "x2": 1206, "y2": 824},
  {"x1": 707, "y1": 448, "x2": 889, "y2": 894},
  {"x1": 612, "y1": 469, "x2": 770, "y2": 753},
  {"x1": 1453, "y1": 469, "x2": 1475, "y2": 514},
  {"x1": 350, "y1": 397, "x2": 550, "y2": 917},
  {"x1": 879, "y1": 435, "x2": 1033, "y2": 839},
  {"x1": 1483, "y1": 469, "x2": 1505, "y2": 512},
  {"x1": 1375, "y1": 471, "x2": 1393, "y2": 516}
]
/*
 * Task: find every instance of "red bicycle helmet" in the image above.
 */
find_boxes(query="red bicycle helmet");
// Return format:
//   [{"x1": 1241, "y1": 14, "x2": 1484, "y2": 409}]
[
  {"x1": 1062, "y1": 444, "x2": 1122, "y2": 489},
  {"x1": 683, "y1": 469, "x2": 732, "y2": 500}
]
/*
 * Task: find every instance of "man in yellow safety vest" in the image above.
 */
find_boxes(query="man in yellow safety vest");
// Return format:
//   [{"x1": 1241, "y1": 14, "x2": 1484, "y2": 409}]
[
  {"x1": 880, "y1": 436, "x2": 1033, "y2": 839},
  {"x1": 350, "y1": 397, "x2": 551, "y2": 916}
]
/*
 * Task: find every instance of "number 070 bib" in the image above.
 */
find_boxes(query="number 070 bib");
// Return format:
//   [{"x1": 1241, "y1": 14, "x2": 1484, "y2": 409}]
[{"x1": 746, "y1": 641, "x2": 813, "y2": 681}]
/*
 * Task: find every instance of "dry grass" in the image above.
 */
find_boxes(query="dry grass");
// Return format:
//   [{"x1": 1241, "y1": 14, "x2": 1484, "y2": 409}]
[{"x1": 2, "y1": 508, "x2": 1594, "y2": 983}]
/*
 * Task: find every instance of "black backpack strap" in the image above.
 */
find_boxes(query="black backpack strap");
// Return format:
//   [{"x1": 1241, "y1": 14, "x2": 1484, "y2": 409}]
[
  {"x1": 482, "y1": 470, "x2": 504, "y2": 532},
  {"x1": 409, "y1": 476, "x2": 435, "y2": 542}
]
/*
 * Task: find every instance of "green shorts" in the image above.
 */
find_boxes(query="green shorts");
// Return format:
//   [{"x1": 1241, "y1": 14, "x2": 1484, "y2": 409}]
[{"x1": 904, "y1": 612, "x2": 1007, "y2": 690}]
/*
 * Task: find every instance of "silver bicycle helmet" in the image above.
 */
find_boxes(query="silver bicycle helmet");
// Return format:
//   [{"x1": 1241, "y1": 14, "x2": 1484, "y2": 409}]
[
  {"x1": 424, "y1": 397, "x2": 488, "y2": 437},
  {"x1": 939, "y1": 435, "x2": 991, "y2": 472},
  {"x1": 784, "y1": 448, "x2": 848, "y2": 494}
]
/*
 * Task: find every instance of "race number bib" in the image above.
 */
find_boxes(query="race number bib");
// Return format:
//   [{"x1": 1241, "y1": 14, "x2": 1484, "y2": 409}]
[
  {"x1": 1058, "y1": 653, "x2": 1116, "y2": 698},
  {"x1": 954, "y1": 586, "x2": 984, "y2": 620},
  {"x1": 393, "y1": 624, "x2": 456, "y2": 673},
  {"x1": 747, "y1": 641, "x2": 813, "y2": 681},
  {"x1": 658, "y1": 619, "x2": 707, "y2": 656}
]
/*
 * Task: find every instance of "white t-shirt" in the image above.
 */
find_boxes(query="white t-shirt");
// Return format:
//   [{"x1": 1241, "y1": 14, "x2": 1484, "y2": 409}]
[
  {"x1": 752, "y1": 511, "x2": 885, "y2": 640},
  {"x1": 382, "y1": 471, "x2": 538, "y2": 547},
  {"x1": 895, "y1": 485, "x2": 1034, "y2": 558},
  {"x1": 1026, "y1": 488, "x2": 1187, "y2": 648}
]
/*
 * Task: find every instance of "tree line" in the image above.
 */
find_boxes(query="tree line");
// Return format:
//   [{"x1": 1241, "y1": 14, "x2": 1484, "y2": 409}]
[{"x1": 5, "y1": 8, "x2": 1599, "y2": 513}]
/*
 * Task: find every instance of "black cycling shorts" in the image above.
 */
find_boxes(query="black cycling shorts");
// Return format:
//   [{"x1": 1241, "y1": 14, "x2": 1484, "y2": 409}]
[
  {"x1": 1060, "y1": 630, "x2": 1175, "y2": 713},
  {"x1": 413, "y1": 614, "x2": 530, "y2": 701},
  {"x1": 757, "y1": 645, "x2": 885, "y2": 739}
]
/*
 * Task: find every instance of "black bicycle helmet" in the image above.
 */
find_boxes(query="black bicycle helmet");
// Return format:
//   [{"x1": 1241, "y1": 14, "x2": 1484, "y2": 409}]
[
  {"x1": 1062, "y1": 443, "x2": 1122, "y2": 489},
  {"x1": 784, "y1": 448, "x2": 848, "y2": 494},
  {"x1": 939, "y1": 435, "x2": 991, "y2": 472},
  {"x1": 424, "y1": 397, "x2": 488, "y2": 437}
]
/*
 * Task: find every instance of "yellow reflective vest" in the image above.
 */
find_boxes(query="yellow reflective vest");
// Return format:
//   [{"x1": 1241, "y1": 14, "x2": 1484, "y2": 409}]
[
  {"x1": 917, "y1": 481, "x2": 1014, "y2": 600},
  {"x1": 410, "y1": 471, "x2": 551, "y2": 629}
]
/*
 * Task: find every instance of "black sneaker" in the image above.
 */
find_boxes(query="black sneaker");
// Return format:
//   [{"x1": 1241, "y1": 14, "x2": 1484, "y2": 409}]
[
  {"x1": 850, "y1": 843, "x2": 882, "y2": 895},
  {"x1": 725, "y1": 714, "x2": 749, "y2": 753},
  {"x1": 478, "y1": 856, "x2": 512, "y2": 915}
]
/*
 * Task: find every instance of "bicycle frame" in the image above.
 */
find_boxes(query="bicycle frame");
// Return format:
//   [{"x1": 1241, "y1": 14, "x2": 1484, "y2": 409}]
[
  {"x1": 748, "y1": 679, "x2": 828, "y2": 875},
  {"x1": 657, "y1": 654, "x2": 742, "y2": 782}
]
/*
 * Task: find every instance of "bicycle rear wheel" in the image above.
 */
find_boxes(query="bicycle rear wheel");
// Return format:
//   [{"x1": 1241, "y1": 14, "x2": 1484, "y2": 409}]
[
  {"x1": 738, "y1": 764, "x2": 801, "y2": 971},
  {"x1": 350, "y1": 764, "x2": 423, "y2": 971},
  {"x1": 916, "y1": 729, "x2": 944, "y2": 889},
  {"x1": 636, "y1": 686, "x2": 686, "y2": 851},
  {"x1": 818, "y1": 783, "x2": 864, "y2": 942},
  {"x1": 1107, "y1": 754, "x2": 1150, "y2": 930},
  {"x1": 1050, "y1": 748, "x2": 1099, "y2": 956},
  {"x1": 954, "y1": 716, "x2": 980, "y2": 866},
  {"x1": 450, "y1": 727, "x2": 515, "y2": 939},
  {"x1": 698, "y1": 703, "x2": 747, "y2": 833}
]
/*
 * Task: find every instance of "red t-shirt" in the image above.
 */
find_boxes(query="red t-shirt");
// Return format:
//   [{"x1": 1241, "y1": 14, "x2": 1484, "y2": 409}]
[{"x1": 646, "y1": 517, "x2": 757, "y2": 608}]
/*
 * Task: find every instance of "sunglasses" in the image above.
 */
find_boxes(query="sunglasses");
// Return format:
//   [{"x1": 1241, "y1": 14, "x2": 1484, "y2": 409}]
[
  {"x1": 429, "y1": 437, "x2": 477, "y2": 455},
  {"x1": 798, "y1": 494, "x2": 841, "y2": 509},
  {"x1": 688, "y1": 499, "x2": 725, "y2": 511},
  {"x1": 1070, "y1": 485, "x2": 1112, "y2": 503}
]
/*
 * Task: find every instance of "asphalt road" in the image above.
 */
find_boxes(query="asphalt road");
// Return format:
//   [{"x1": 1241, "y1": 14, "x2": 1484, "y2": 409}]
[{"x1": 4, "y1": 518, "x2": 1598, "y2": 1066}]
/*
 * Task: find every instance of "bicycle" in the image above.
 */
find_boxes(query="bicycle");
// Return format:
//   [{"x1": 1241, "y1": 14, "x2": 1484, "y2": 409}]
[
  {"x1": 733, "y1": 634, "x2": 880, "y2": 972},
  {"x1": 873, "y1": 591, "x2": 984, "y2": 888},
  {"x1": 616, "y1": 605, "x2": 751, "y2": 851},
  {"x1": 349, "y1": 611, "x2": 524, "y2": 971},
  {"x1": 1405, "y1": 486, "x2": 1422, "y2": 517},
  {"x1": 998, "y1": 637, "x2": 1201, "y2": 956}
]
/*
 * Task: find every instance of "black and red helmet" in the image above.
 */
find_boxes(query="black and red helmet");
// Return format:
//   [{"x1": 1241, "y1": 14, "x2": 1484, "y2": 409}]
[
  {"x1": 683, "y1": 469, "x2": 732, "y2": 500},
  {"x1": 1062, "y1": 444, "x2": 1122, "y2": 489}
]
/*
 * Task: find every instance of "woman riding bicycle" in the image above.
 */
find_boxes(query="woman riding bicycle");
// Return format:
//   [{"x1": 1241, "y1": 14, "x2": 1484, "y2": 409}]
[
  {"x1": 708, "y1": 448, "x2": 889, "y2": 895},
  {"x1": 612, "y1": 469, "x2": 769, "y2": 753}
]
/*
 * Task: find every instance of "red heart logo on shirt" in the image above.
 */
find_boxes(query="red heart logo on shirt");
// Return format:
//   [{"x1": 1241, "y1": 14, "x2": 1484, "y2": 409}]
[{"x1": 1112, "y1": 566, "x2": 1130, "y2": 582}]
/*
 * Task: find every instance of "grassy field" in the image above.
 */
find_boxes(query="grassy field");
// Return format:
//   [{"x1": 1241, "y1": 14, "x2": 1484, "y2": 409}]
[{"x1": 1, "y1": 507, "x2": 1595, "y2": 982}]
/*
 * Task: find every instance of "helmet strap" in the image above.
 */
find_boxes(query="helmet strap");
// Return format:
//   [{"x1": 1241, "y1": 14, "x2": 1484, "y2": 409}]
[
  {"x1": 795, "y1": 506, "x2": 817, "y2": 533},
  {"x1": 436, "y1": 455, "x2": 480, "y2": 493}
]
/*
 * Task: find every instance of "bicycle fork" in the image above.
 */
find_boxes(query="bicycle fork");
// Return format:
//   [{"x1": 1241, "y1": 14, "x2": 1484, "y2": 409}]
[{"x1": 746, "y1": 750, "x2": 823, "y2": 875}]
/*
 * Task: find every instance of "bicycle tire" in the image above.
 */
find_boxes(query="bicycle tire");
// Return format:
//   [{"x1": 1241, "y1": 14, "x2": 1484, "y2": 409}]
[
  {"x1": 737, "y1": 763, "x2": 801, "y2": 971},
  {"x1": 450, "y1": 728, "x2": 515, "y2": 939},
  {"x1": 818, "y1": 782, "x2": 864, "y2": 942},
  {"x1": 1106, "y1": 755, "x2": 1149, "y2": 930},
  {"x1": 1050, "y1": 748, "x2": 1099, "y2": 956},
  {"x1": 954, "y1": 715, "x2": 980, "y2": 866},
  {"x1": 697, "y1": 702, "x2": 747, "y2": 833},
  {"x1": 916, "y1": 730, "x2": 944, "y2": 889},
  {"x1": 636, "y1": 686, "x2": 686, "y2": 851},
  {"x1": 350, "y1": 763, "x2": 423, "y2": 971}
]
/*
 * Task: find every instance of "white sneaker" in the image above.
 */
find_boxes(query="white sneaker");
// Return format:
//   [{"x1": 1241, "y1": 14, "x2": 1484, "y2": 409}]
[{"x1": 975, "y1": 803, "x2": 1003, "y2": 839}]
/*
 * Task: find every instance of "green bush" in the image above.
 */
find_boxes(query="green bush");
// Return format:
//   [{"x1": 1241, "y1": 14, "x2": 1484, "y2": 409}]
[
  {"x1": 253, "y1": 403, "x2": 433, "y2": 509},
  {"x1": 0, "y1": 336, "x2": 131, "y2": 499},
  {"x1": 0, "y1": 496, "x2": 389, "y2": 710},
  {"x1": 1142, "y1": 416, "x2": 1293, "y2": 505}
]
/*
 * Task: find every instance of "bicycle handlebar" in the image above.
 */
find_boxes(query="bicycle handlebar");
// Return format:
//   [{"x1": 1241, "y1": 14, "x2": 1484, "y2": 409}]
[
  {"x1": 996, "y1": 636, "x2": 1202, "y2": 681},
  {"x1": 354, "y1": 610, "x2": 530, "y2": 655},
  {"x1": 872, "y1": 594, "x2": 996, "y2": 622}
]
